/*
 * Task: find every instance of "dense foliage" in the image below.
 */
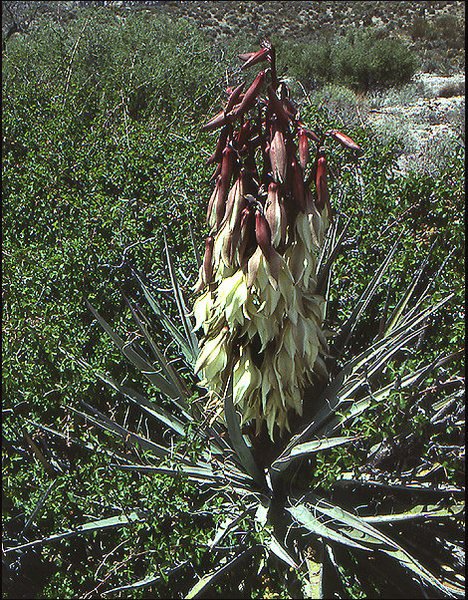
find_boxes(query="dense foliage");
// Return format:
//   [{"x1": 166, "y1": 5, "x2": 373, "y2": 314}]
[
  {"x1": 278, "y1": 29, "x2": 420, "y2": 91},
  {"x1": 2, "y1": 7, "x2": 464, "y2": 599}
]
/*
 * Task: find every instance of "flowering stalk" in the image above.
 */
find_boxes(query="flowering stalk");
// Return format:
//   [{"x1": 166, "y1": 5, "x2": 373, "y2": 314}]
[{"x1": 194, "y1": 42, "x2": 361, "y2": 438}]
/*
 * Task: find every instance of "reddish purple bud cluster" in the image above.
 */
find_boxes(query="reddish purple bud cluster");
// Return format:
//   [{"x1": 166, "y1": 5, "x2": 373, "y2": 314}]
[{"x1": 199, "y1": 42, "x2": 362, "y2": 286}]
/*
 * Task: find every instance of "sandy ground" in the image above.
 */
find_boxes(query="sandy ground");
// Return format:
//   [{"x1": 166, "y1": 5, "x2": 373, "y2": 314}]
[{"x1": 367, "y1": 73, "x2": 465, "y2": 175}]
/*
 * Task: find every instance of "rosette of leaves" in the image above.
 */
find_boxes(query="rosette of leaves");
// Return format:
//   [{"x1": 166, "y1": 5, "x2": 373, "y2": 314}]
[{"x1": 9, "y1": 43, "x2": 464, "y2": 599}]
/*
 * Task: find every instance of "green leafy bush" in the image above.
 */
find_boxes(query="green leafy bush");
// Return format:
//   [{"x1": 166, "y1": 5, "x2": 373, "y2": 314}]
[
  {"x1": 2, "y1": 8, "x2": 232, "y2": 123},
  {"x1": 411, "y1": 14, "x2": 465, "y2": 51},
  {"x1": 2, "y1": 12, "x2": 230, "y2": 597},
  {"x1": 280, "y1": 30, "x2": 419, "y2": 91}
]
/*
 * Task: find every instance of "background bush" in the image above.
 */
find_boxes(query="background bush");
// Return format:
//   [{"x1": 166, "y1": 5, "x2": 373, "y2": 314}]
[
  {"x1": 2, "y1": 5, "x2": 464, "y2": 599},
  {"x1": 279, "y1": 29, "x2": 419, "y2": 91},
  {"x1": 411, "y1": 13, "x2": 465, "y2": 50}
]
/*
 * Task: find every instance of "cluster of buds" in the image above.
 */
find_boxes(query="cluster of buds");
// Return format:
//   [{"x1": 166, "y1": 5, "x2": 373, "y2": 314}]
[{"x1": 193, "y1": 42, "x2": 361, "y2": 438}]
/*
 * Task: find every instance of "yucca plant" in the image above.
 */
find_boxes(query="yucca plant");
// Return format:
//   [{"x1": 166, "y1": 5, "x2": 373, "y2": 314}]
[{"x1": 8, "y1": 42, "x2": 464, "y2": 598}]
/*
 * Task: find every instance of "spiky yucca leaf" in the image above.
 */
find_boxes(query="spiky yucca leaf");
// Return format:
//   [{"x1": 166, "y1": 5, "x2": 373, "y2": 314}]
[{"x1": 62, "y1": 227, "x2": 462, "y2": 597}]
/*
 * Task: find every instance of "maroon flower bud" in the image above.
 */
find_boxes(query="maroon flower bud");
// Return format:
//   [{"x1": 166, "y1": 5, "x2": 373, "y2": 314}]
[
  {"x1": 217, "y1": 147, "x2": 236, "y2": 223},
  {"x1": 220, "y1": 145, "x2": 235, "y2": 184},
  {"x1": 209, "y1": 161, "x2": 222, "y2": 183},
  {"x1": 291, "y1": 158, "x2": 305, "y2": 212},
  {"x1": 315, "y1": 153, "x2": 332, "y2": 219},
  {"x1": 201, "y1": 110, "x2": 229, "y2": 132},
  {"x1": 224, "y1": 81, "x2": 245, "y2": 113},
  {"x1": 215, "y1": 191, "x2": 226, "y2": 230},
  {"x1": 206, "y1": 125, "x2": 230, "y2": 165},
  {"x1": 298, "y1": 128, "x2": 310, "y2": 170},
  {"x1": 240, "y1": 47, "x2": 270, "y2": 70},
  {"x1": 236, "y1": 121, "x2": 253, "y2": 150},
  {"x1": 206, "y1": 176, "x2": 221, "y2": 227},
  {"x1": 239, "y1": 207, "x2": 255, "y2": 268},
  {"x1": 255, "y1": 208, "x2": 273, "y2": 258},
  {"x1": 238, "y1": 51, "x2": 256, "y2": 61},
  {"x1": 269, "y1": 120, "x2": 287, "y2": 184},
  {"x1": 326, "y1": 129, "x2": 362, "y2": 152},
  {"x1": 235, "y1": 71, "x2": 266, "y2": 117},
  {"x1": 297, "y1": 122, "x2": 321, "y2": 145},
  {"x1": 253, "y1": 207, "x2": 281, "y2": 285},
  {"x1": 265, "y1": 182, "x2": 287, "y2": 247},
  {"x1": 224, "y1": 171, "x2": 244, "y2": 227}
]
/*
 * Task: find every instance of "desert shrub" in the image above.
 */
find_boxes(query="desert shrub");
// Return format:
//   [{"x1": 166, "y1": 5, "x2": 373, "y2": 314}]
[
  {"x1": 2, "y1": 7, "x2": 232, "y2": 124},
  {"x1": 410, "y1": 13, "x2": 464, "y2": 50},
  {"x1": 279, "y1": 29, "x2": 419, "y2": 91},
  {"x1": 278, "y1": 37, "x2": 333, "y2": 88},
  {"x1": 410, "y1": 15, "x2": 432, "y2": 41},
  {"x1": 438, "y1": 80, "x2": 466, "y2": 98},
  {"x1": 333, "y1": 30, "x2": 419, "y2": 90},
  {"x1": 433, "y1": 13, "x2": 465, "y2": 50}
]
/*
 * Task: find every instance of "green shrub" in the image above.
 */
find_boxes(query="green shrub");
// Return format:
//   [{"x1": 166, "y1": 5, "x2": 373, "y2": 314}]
[
  {"x1": 2, "y1": 7, "x2": 232, "y2": 124},
  {"x1": 410, "y1": 13, "x2": 464, "y2": 70},
  {"x1": 433, "y1": 14, "x2": 465, "y2": 50},
  {"x1": 3, "y1": 13, "x2": 230, "y2": 597},
  {"x1": 410, "y1": 16, "x2": 432, "y2": 41},
  {"x1": 280, "y1": 29, "x2": 419, "y2": 91}
]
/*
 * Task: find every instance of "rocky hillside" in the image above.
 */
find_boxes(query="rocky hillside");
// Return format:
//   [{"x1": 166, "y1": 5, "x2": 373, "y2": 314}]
[
  {"x1": 164, "y1": 1, "x2": 464, "y2": 50},
  {"x1": 165, "y1": 1, "x2": 465, "y2": 73},
  {"x1": 2, "y1": 1, "x2": 465, "y2": 73}
]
